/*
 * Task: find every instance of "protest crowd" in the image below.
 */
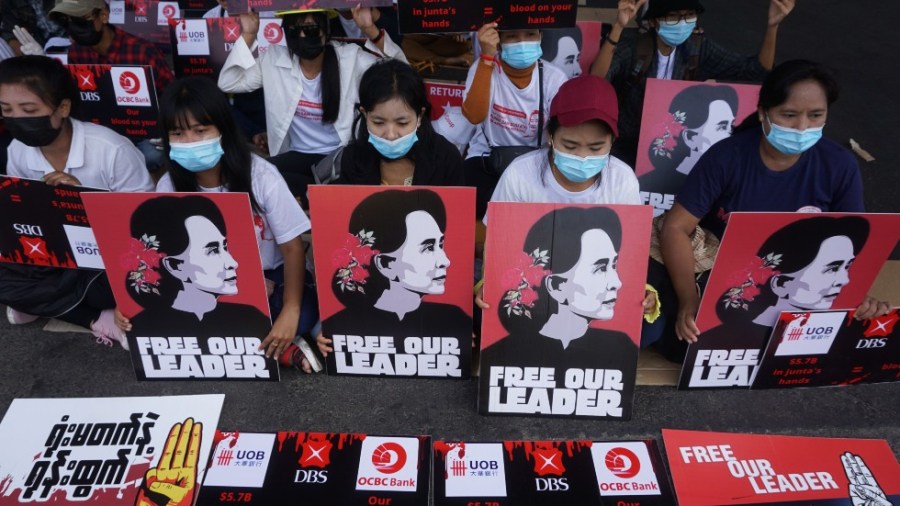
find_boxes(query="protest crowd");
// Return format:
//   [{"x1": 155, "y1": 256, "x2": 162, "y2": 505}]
[{"x1": 0, "y1": 0, "x2": 897, "y2": 430}]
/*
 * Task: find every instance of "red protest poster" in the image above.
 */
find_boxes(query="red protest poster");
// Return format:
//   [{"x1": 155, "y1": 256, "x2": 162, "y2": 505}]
[
  {"x1": 751, "y1": 307, "x2": 900, "y2": 388},
  {"x1": 427, "y1": 81, "x2": 472, "y2": 151},
  {"x1": 635, "y1": 78, "x2": 759, "y2": 215},
  {"x1": 662, "y1": 429, "x2": 900, "y2": 505},
  {"x1": 309, "y1": 186, "x2": 475, "y2": 378},
  {"x1": 478, "y1": 203, "x2": 652, "y2": 419},
  {"x1": 67, "y1": 64, "x2": 160, "y2": 141},
  {"x1": 83, "y1": 192, "x2": 277, "y2": 381},
  {"x1": 680, "y1": 212, "x2": 900, "y2": 389},
  {"x1": 540, "y1": 21, "x2": 608, "y2": 79}
]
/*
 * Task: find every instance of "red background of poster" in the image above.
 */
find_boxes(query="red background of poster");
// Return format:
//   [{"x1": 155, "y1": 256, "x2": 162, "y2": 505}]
[
  {"x1": 309, "y1": 186, "x2": 475, "y2": 321},
  {"x1": 426, "y1": 81, "x2": 465, "y2": 122},
  {"x1": 663, "y1": 429, "x2": 900, "y2": 505},
  {"x1": 481, "y1": 203, "x2": 652, "y2": 349},
  {"x1": 696, "y1": 213, "x2": 900, "y2": 334},
  {"x1": 635, "y1": 78, "x2": 760, "y2": 178},
  {"x1": 82, "y1": 192, "x2": 270, "y2": 319},
  {"x1": 575, "y1": 21, "x2": 603, "y2": 76}
]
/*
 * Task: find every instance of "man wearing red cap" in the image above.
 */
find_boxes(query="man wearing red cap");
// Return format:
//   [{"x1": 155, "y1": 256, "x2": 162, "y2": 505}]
[{"x1": 591, "y1": 0, "x2": 794, "y2": 165}]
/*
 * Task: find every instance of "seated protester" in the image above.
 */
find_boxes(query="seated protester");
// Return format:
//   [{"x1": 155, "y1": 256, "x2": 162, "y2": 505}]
[
  {"x1": 0, "y1": 55, "x2": 153, "y2": 347},
  {"x1": 335, "y1": 58, "x2": 464, "y2": 187},
  {"x1": 115, "y1": 76, "x2": 316, "y2": 371},
  {"x1": 590, "y1": 0, "x2": 794, "y2": 165},
  {"x1": 218, "y1": 6, "x2": 408, "y2": 207},
  {"x1": 659, "y1": 60, "x2": 890, "y2": 359},
  {"x1": 477, "y1": 75, "x2": 658, "y2": 344},
  {"x1": 462, "y1": 23, "x2": 568, "y2": 220}
]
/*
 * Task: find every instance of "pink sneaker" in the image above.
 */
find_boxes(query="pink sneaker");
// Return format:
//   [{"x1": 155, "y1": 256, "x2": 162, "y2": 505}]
[
  {"x1": 6, "y1": 307, "x2": 38, "y2": 325},
  {"x1": 91, "y1": 309, "x2": 130, "y2": 350}
]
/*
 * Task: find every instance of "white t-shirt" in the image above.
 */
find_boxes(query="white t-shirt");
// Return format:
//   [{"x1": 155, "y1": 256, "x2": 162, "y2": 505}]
[
  {"x1": 288, "y1": 73, "x2": 342, "y2": 155},
  {"x1": 485, "y1": 148, "x2": 641, "y2": 223},
  {"x1": 464, "y1": 60, "x2": 568, "y2": 158},
  {"x1": 156, "y1": 155, "x2": 310, "y2": 270},
  {"x1": 655, "y1": 48, "x2": 676, "y2": 80},
  {"x1": 6, "y1": 119, "x2": 153, "y2": 192}
]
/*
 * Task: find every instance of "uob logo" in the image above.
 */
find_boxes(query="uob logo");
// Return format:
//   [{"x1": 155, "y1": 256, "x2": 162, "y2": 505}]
[
  {"x1": 604, "y1": 447, "x2": 640, "y2": 479},
  {"x1": 372, "y1": 442, "x2": 406, "y2": 474},
  {"x1": 119, "y1": 71, "x2": 141, "y2": 94},
  {"x1": 263, "y1": 22, "x2": 283, "y2": 44}
]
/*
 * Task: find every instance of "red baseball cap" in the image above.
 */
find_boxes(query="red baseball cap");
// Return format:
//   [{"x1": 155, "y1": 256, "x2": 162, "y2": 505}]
[{"x1": 549, "y1": 75, "x2": 619, "y2": 137}]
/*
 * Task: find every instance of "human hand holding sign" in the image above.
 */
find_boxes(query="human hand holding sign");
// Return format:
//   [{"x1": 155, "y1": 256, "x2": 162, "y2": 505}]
[
  {"x1": 135, "y1": 418, "x2": 201, "y2": 506},
  {"x1": 841, "y1": 452, "x2": 891, "y2": 506},
  {"x1": 768, "y1": 0, "x2": 795, "y2": 27},
  {"x1": 616, "y1": 0, "x2": 648, "y2": 28}
]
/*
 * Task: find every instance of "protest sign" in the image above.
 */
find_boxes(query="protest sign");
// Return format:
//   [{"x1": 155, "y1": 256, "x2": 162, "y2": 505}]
[
  {"x1": 197, "y1": 432, "x2": 431, "y2": 505},
  {"x1": 663, "y1": 429, "x2": 900, "y2": 505},
  {"x1": 398, "y1": 0, "x2": 578, "y2": 33},
  {"x1": 680, "y1": 213, "x2": 900, "y2": 389},
  {"x1": 68, "y1": 64, "x2": 160, "y2": 141},
  {"x1": 635, "y1": 78, "x2": 759, "y2": 216},
  {"x1": 171, "y1": 16, "x2": 286, "y2": 79},
  {"x1": 0, "y1": 394, "x2": 224, "y2": 505},
  {"x1": 0, "y1": 176, "x2": 104, "y2": 269},
  {"x1": 83, "y1": 192, "x2": 278, "y2": 381},
  {"x1": 479, "y1": 203, "x2": 652, "y2": 418},
  {"x1": 310, "y1": 186, "x2": 475, "y2": 378},
  {"x1": 751, "y1": 307, "x2": 900, "y2": 388}
]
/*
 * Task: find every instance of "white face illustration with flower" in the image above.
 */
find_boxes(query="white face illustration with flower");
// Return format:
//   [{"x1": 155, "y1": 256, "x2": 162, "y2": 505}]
[
  {"x1": 772, "y1": 235, "x2": 855, "y2": 310},
  {"x1": 375, "y1": 211, "x2": 450, "y2": 296},
  {"x1": 547, "y1": 228, "x2": 621, "y2": 321},
  {"x1": 163, "y1": 215, "x2": 239, "y2": 297}
]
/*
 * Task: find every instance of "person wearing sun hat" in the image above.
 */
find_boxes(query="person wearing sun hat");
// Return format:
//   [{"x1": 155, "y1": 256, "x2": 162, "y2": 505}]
[
  {"x1": 218, "y1": 5, "x2": 407, "y2": 207},
  {"x1": 590, "y1": 0, "x2": 795, "y2": 166}
]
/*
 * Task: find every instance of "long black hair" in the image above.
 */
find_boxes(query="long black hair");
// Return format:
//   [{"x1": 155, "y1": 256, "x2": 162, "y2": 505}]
[
  {"x1": 127, "y1": 195, "x2": 229, "y2": 310},
  {"x1": 332, "y1": 189, "x2": 447, "y2": 309},
  {"x1": 715, "y1": 216, "x2": 869, "y2": 324},
  {"x1": 498, "y1": 207, "x2": 622, "y2": 335},
  {"x1": 734, "y1": 60, "x2": 840, "y2": 134},
  {"x1": 0, "y1": 55, "x2": 81, "y2": 118},
  {"x1": 158, "y1": 76, "x2": 260, "y2": 213},
  {"x1": 283, "y1": 11, "x2": 339, "y2": 124}
]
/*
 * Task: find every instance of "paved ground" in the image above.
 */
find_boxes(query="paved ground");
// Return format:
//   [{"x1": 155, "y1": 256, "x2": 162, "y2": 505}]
[{"x1": 0, "y1": 0, "x2": 898, "y2": 476}]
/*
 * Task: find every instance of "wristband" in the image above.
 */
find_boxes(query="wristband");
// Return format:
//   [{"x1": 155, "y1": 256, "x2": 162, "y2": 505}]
[
  {"x1": 479, "y1": 54, "x2": 495, "y2": 63},
  {"x1": 370, "y1": 28, "x2": 385, "y2": 44},
  {"x1": 605, "y1": 34, "x2": 619, "y2": 46}
]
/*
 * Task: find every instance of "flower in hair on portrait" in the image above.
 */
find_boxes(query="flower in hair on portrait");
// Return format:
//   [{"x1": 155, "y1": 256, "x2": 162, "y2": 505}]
[
  {"x1": 650, "y1": 110, "x2": 686, "y2": 158},
  {"x1": 501, "y1": 248, "x2": 551, "y2": 318},
  {"x1": 122, "y1": 234, "x2": 167, "y2": 295},
  {"x1": 334, "y1": 229, "x2": 379, "y2": 293},
  {"x1": 722, "y1": 252, "x2": 782, "y2": 310}
]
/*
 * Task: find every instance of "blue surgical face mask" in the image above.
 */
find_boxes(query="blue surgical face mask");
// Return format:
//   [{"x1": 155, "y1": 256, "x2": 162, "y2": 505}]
[
  {"x1": 169, "y1": 136, "x2": 225, "y2": 172},
  {"x1": 501, "y1": 41, "x2": 543, "y2": 69},
  {"x1": 552, "y1": 148, "x2": 609, "y2": 183},
  {"x1": 368, "y1": 129, "x2": 418, "y2": 160},
  {"x1": 656, "y1": 19, "x2": 696, "y2": 47},
  {"x1": 763, "y1": 115, "x2": 824, "y2": 155}
]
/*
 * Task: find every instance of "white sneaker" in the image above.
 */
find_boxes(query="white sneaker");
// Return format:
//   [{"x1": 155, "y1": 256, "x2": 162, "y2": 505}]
[
  {"x1": 91, "y1": 309, "x2": 130, "y2": 350},
  {"x1": 6, "y1": 307, "x2": 38, "y2": 325}
]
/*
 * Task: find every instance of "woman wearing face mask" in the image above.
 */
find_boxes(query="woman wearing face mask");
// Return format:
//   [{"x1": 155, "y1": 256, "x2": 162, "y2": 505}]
[
  {"x1": 335, "y1": 59, "x2": 464, "y2": 186},
  {"x1": 461, "y1": 23, "x2": 569, "y2": 220},
  {"x1": 218, "y1": 7, "x2": 407, "y2": 207},
  {"x1": 590, "y1": 0, "x2": 794, "y2": 166},
  {"x1": 115, "y1": 76, "x2": 315, "y2": 370},
  {"x1": 0, "y1": 55, "x2": 152, "y2": 347},
  {"x1": 659, "y1": 60, "x2": 888, "y2": 352}
]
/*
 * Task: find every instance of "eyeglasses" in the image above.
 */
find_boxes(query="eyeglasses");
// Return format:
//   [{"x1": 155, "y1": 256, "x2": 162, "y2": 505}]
[
  {"x1": 57, "y1": 13, "x2": 96, "y2": 28},
  {"x1": 285, "y1": 23, "x2": 322, "y2": 39},
  {"x1": 659, "y1": 12, "x2": 698, "y2": 25}
]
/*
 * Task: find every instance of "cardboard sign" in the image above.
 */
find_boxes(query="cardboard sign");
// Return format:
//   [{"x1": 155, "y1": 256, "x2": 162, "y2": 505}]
[
  {"x1": 635, "y1": 79, "x2": 760, "y2": 216},
  {"x1": 398, "y1": 0, "x2": 577, "y2": 33},
  {"x1": 171, "y1": 17, "x2": 286, "y2": 79},
  {"x1": 0, "y1": 176, "x2": 105, "y2": 270},
  {"x1": 197, "y1": 432, "x2": 432, "y2": 505},
  {"x1": 309, "y1": 186, "x2": 475, "y2": 379},
  {"x1": 433, "y1": 439, "x2": 675, "y2": 505},
  {"x1": 478, "y1": 203, "x2": 652, "y2": 419},
  {"x1": 0, "y1": 394, "x2": 224, "y2": 505},
  {"x1": 751, "y1": 307, "x2": 900, "y2": 388},
  {"x1": 67, "y1": 64, "x2": 161, "y2": 141},
  {"x1": 662, "y1": 429, "x2": 900, "y2": 505},
  {"x1": 109, "y1": 0, "x2": 180, "y2": 52},
  {"x1": 680, "y1": 213, "x2": 900, "y2": 389},
  {"x1": 224, "y1": 0, "x2": 392, "y2": 16},
  {"x1": 83, "y1": 192, "x2": 278, "y2": 381}
]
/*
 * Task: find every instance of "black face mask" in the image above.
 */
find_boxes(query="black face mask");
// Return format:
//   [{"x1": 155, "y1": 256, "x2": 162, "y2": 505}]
[
  {"x1": 68, "y1": 18, "x2": 103, "y2": 46},
  {"x1": 5, "y1": 115, "x2": 63, "y2": 147},
  {"x1": 286, "y1": 25, "x2": 325, "y2": 60}
]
